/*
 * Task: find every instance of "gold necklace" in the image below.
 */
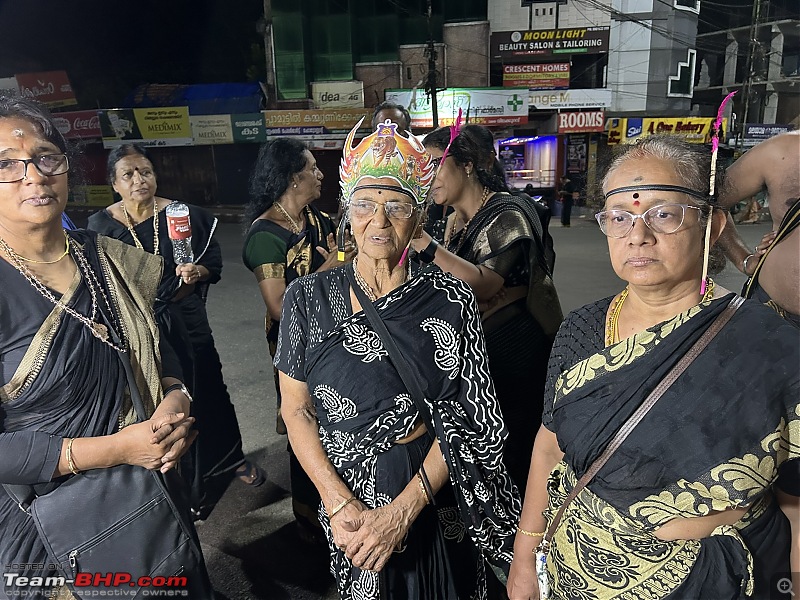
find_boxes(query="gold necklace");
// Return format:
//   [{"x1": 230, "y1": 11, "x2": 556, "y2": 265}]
[
  {"x1": 274, "y1": 202, "x2": 303, "y2": 235},
  {"x1": 122, "y1": 199, "x2": 160, "y2": 255},
  {"x1": 450, "y1": 187, "x2": 491, "y2": 253},
  {"x1": 11, "y1": 231, "x2": 71, "y2": 264},
  {"x1": 352, "y1": 257, "x2": 411, "y2": 303},
  {"x1": 0, "y1": 235, "x2": 126, "y2": 351},
  {"x1": 605, "y1": 279, "x2": 716, "y2": 346}
]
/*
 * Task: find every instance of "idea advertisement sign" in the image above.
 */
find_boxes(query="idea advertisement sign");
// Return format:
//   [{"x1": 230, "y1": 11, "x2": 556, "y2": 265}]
[
  {"x1": 491, "y1": 27, "x2": 610, "y2": 60},
  {"x1": 15, "y1": 71, "x2": 77, "y2": 108},
  {"x1": 557, "y1": 110, "x2": 605, "y2": 134},
  {"x1": 311, "y1": 81, "x2": 364, "y2": 109},
  {"x1": 53, "y1": 110, "x2": 102, "y2": 139},
  {"x1": 385, "y1": 88, "x2": 529, "y2": 127},
  {"x1": 503, "y1": 63, "x2": 570, "y2": 90}
]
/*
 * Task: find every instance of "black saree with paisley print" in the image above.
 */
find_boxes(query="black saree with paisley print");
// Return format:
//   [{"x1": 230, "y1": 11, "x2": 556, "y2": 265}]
[
  {"x1": 275, "y1": 265, "x2": 521, "y2": 600},
  {"x1": 542, "y1": 293, "x2": 800, "y2": 600}
]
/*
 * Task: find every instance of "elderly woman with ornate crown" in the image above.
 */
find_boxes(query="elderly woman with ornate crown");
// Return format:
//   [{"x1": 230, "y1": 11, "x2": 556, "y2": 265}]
[{"x1": 274, "y1": 119, "x2": 521, "y2": 599}]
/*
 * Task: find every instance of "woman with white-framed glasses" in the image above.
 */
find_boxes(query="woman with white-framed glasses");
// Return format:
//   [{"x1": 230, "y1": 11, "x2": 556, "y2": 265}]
[{"x1": 508, "y1": 135, "x2": 799, "y2": 599}]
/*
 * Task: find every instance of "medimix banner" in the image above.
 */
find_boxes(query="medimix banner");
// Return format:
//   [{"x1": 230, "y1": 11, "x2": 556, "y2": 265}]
[
  {"x1": 384, "y1": 88, "x2": 529, "y2": 128},
  {"x1": 15, "y1": 71, "x2": 77, "y2": 108},
  {"x1": 99, "y1": 107, "x2": 193, "y2": 148},
  {"x1": 502, "y1": 63, "x2": 570, "y2": 90},
  {"x1": 606, "y1": 117, "x2": 728, "y2": 145},
  {"x1": 190, "y1": 115, "x2": 234, "y2": 145},
  {"x1": 491, "y1": 27, "x2": 610, "y2": 60}
]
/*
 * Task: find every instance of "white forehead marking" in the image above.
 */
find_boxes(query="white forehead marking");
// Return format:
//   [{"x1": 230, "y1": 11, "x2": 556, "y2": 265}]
[{"x1": 12, "y1": 128, "x2": 24, "y2": 138}]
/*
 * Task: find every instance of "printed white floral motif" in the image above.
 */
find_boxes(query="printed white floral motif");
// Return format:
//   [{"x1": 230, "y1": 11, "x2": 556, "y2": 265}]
[
  {"x1": 343, "y1": 322, "x2": 388, "y2": 363},
  {"x1": 421, "y1": 317, "x2": 459, "y2": 379},
  {"x1": 315, "y1": 384, "x2": 358, "y2": 423}
]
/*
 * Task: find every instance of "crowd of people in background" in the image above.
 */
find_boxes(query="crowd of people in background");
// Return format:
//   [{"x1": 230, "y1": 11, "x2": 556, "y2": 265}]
[{"x1": 0, "y1": 93, "x2": 797, "y2": 600}]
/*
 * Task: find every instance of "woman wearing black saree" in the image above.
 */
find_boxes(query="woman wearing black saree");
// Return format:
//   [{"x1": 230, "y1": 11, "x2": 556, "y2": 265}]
[
  {"x1": 275, "y1": 120, "x2": 521, "y2": 599},
  {"x1": 409, "y1": 124, "x2": 563, "y2": 495},
  {"x1": 0, "y1": 97, "x2": 200, "y2": 598},
  {"x1": 243, "y1": 138, "x2": 350, "y2": 540},
  {"x1": 87, "y1": 144, "x2": 261, "y2": 520},
  {"x1": 507, "y1": 136, "x2": 799, "y2": 599}
]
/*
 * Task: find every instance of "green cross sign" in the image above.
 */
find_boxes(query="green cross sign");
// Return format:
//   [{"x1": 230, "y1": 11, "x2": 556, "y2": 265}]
[{"x1": 507, "y1": 94, "x2": 524, "y2": 111}]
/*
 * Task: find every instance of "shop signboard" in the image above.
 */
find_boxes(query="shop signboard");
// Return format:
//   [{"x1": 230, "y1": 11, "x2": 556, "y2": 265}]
[
  {"x1": 231, "y1": 113, "x2": 268, "y2": 143},
  {"x1": 529, "y1": 88, "x2": 611, "y2": 110},
  {"x1": 385, "y1": 88, "x2": 529, "y2": 127},
  {"x1": 15, "y1": 71, "x2": 77, "y2": 108},
  {"x1": 53, "y1": 110, "x2": 102, "y2": 139},
  {"x1": 739, "y1": 123, "x2": 795, "y2": 147},
  {"x1": 262, "y1": 108, "x2": 371, "y2": 133},
  {"x1": 68, "y1": 185, "x2": 115, "y2": 207},
  {"x1": 491, "y1": 27, "x2": 610, "y2": 60},
  {"x1": 0, "y1": 77, "x2": 18, "y2": 98},
  {"x1": 606, "y1": 117, "x2": 728, "y2": 144},
  {"x1": 99, "y1": 107, "x2": 193, "y2": 148},
  {"x1": 311, "y1": 81, "x2": 364, "y2": 109},
  {"x1": 558, "y1": 110, "x2": 605, "y2": 134},
  {"x1": 503, "y1": 63, "x2": 570, "y2": 89},
  {"x1": 190, "y1": 115, "x2": 234, "y2": 145}
]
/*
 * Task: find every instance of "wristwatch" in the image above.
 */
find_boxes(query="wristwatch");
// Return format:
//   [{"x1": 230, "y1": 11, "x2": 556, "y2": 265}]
[
  {"x1": 417, "y1": 238, "x2": 439, "y2": 264},
  {"x1": 163, "y1": 383, "x2": 193, "y2": 403}
]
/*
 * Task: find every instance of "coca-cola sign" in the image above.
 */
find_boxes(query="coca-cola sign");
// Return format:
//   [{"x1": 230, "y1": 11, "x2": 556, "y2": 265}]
[
  {"x1": 53, "y1": 110, "x2": 102, "y2": 139},
  {"x1": 14, "y1": 71, "x2": 77, "y2": 108}
]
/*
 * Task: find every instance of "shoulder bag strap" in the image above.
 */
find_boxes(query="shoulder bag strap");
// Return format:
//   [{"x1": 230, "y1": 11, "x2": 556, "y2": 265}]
[
  {"x1": 539, "y1": 295, "x2": 745, "y2": 552},
  {"x1": 346, "y1": 266, "x2": 436, "y2": 440}
]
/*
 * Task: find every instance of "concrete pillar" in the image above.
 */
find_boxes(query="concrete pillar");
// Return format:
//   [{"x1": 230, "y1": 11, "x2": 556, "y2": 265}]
[{"x1": 723, "y1": 35, "x2": 738, "y2": 88}]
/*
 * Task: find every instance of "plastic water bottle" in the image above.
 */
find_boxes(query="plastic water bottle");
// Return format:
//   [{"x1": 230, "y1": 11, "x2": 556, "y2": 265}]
[{"x1": 166, "y1": 201, "x2": 194, "y2": 264}]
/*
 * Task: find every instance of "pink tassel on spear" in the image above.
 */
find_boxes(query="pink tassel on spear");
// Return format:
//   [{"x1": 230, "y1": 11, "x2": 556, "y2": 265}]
[{"x1": 700, "y1": 90, "x2": 737, "y2": 295}]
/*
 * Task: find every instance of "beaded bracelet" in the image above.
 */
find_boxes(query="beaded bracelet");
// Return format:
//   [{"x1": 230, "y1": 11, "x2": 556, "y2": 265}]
[
  {"x1": 517, "y1": 526, "x2": 545, "y2": 538},
  {"x1": 66, "y1": 438, "x2": 80, "y2": 475}
]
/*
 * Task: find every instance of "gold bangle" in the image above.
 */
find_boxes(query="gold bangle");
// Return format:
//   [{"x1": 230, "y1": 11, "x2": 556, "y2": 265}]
[
  {"x1": 417, "y1": 473, "x2": 431, "y2": 505},
  {"x1": 329, "y1": 496, "x2": 356, "y2": 520},
  {"x1": 517, "y1": 526, "x2": 545, "y2": 538},
  {"x1": 66, "y1": 438, "x2": 80, "y2": 475}
]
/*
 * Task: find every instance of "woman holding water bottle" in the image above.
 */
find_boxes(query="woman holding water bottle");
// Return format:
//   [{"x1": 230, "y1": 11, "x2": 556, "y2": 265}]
[{"x1": 88, "y1": 143, "x2": 264, "y2": 520}]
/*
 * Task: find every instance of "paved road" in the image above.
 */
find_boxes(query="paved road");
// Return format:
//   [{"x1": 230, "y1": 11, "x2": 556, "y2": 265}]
[{"x1": 198, "y1": 213, "x2": 769, "y2": 599}]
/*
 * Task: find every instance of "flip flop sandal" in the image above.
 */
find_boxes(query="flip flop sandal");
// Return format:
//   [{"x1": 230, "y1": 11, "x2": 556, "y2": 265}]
[{"x1": 236, "y1": 461, "x2": 266, "y2": 487}]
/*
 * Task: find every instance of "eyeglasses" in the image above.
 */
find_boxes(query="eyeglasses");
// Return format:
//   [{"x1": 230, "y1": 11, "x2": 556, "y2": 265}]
[
  {"x1": 595, "y1": 204, "x2": 705, "y2": 238},
  {"x1": 350, "y1": 199, "x2": 416, "y2": 220},
  {"x1": 0, "y1": 154, "x2": 69, "y2": 183}
]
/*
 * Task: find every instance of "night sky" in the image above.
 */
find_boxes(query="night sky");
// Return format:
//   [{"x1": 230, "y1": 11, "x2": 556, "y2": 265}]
[{"x1": 0, "y1": 0, "x2": 265, "y2": 108}]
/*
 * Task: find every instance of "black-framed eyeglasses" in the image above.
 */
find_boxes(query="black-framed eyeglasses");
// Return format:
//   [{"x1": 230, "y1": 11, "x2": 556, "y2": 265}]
[
  {"x1": 595, "y1": 203, "x2": 705, "y2": 238},
  {"x1": 0, "y1": 154, "x2": 69, "y2": 183},
  {"x1": 349, "y1": 199, "x2": 416, "y2": 220}
]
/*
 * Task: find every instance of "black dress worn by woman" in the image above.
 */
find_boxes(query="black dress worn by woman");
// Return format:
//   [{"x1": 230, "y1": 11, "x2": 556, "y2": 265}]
[
  {"x1": 88, "y1": 204, "x2": 247, "y2": 519},
  {"x1": 446, "y1": 192, "x2": 563, "y2": 494}
]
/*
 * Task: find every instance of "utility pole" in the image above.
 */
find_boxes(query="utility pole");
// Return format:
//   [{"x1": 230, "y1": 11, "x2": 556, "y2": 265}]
[
  {"x1": 737, "y1": 0, "x2": 767, "y2": 150},
  {"x1": 424, "y1": 0, "x2": 439, "y2": 128}
]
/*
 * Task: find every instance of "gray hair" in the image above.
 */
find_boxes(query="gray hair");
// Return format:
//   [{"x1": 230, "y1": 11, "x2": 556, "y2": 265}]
[{"x1": 600, "y1": 135, "x2": 719, "y2": 208}]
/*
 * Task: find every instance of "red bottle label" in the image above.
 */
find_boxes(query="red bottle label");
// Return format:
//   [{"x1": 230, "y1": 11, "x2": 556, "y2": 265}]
[{"x1": 167, "y1": 215, "x2": 191, "y2": 240}]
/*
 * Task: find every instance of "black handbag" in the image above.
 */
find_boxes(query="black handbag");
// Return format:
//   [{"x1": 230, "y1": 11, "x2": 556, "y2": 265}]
[{"x1": 3, "y1": 343, "x2": 215, "y2": 599}]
